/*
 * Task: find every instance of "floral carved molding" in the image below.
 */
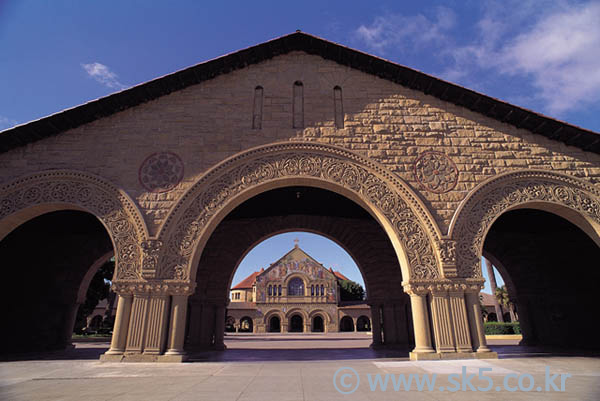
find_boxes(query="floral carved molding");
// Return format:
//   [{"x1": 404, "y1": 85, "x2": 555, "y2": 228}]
[
  {"x1": 158, "y1": 143, "x2": 442, "y2": 282},
  {"x1": 0, "y1": 170, "x2": 146, "y2": 280},
  {"x1": 453, "y1": 171, "x2": 600, "y2": 278}
]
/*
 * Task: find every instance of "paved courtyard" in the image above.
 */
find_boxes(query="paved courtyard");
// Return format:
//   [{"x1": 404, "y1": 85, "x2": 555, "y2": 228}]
[{"x1": 1, "y1": 334, "x2": 599, "y2": 400}]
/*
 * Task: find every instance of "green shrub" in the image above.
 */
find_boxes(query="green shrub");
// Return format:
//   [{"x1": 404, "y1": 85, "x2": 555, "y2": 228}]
[{"x1": 484, "y1": 322, "x2": 520, "y2": 335}]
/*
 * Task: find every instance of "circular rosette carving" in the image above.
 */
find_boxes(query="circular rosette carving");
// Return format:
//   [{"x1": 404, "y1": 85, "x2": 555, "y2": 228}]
[
  {"x1": 139, "y1": 152, "x2": 184, "y2": 193},
  {"x1": 414, "y1": 151, "x2": 458, "y2": 193}
]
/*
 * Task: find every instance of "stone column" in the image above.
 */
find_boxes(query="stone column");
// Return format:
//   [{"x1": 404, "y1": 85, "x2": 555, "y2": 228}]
[
  {"x1": 382, "y1": 303, "x2": 397, "y2": 345},
  {"x1": 448, "y1": 288, "x2": 473, "y2": 353},
  {"x1": 369, "y1": 303, "x2": 383, "y2": 347},
  {"x1": 465, "y1": 290, "x2": 492, "y2": 352},
  {"x1": 185, "y1": 299, "x2": 202, "y2": 349},
  {"x1": 429, "y1": 287, "x2": 456, "y2": 353},
  {"x1": 516, "y1": 295, "x2": 537, "y2": 346},
  {"x1": 125, "y1": 293, "x2": 150, "y2": 354},
  {"x1": 166, "y1": 295, "x2": 189, "y2": 356},
  {"x1": 105, "y1": 294, "x2": 133, "y2": 355},
  {"x1": 143, "y1": 295, "x2": 171, "y2": 355},
  {"x1": 407, "y1": 292, "x2": 434, "y2": 354},
  {"x1": 484, "y1": 258, "x2": 504, "y2": 322},
  {"x1": 213, "y1": 302, "x2": 227, "y2": 350},
  {"x1": 62, "y1": 301, "x2": 81, "y2": 348}
]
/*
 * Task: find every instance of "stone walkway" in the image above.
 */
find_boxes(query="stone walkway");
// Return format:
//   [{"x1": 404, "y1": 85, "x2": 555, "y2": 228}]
[{"x1": 1, "y1": 335, "x2": 599, "y2": 400}]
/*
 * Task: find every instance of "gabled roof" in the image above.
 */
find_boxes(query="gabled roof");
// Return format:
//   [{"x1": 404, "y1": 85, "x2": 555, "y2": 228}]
[
  {"x1": 257, "y1": 244, "x2": 336, "y2": 280},
  {"x1": 2, "y1": 31, "x2": 598, "y2": 153},
  {"x1": 331, "y1": 269, "x2": 350, "y2": 281},
  {"x1": 232, "y1": 271, "x2": 260, "y2": 290}
]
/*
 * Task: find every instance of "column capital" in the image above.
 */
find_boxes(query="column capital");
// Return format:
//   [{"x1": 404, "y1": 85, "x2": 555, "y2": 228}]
[{"x1": 112, "y1": 280, "x2": 196, "y2": 296}]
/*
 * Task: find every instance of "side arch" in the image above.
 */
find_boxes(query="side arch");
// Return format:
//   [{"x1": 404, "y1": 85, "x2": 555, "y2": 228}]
[
  {"x1": 450, "y1": 170, "x2": 600, "y2": 278},
  {"x1": 0, "y1": 170, "x2": 148, "y2": 280},
  {"x1": 157, "y1": 141, "x2": 442, "y2": 283}
]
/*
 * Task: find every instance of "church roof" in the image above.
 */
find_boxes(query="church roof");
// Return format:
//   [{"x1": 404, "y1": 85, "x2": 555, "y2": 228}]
[
  {"x1": 330, "y1": 268, "x2": 349, "y2": 281},
  {"x1": 257, "y1": 244, "x2": 336, "y2": 281},
  {"x1": 231, "y1": 271, "x2": 260, "y2": 290},
  {"x1": 1, "y1": 31, "x2": 598, "y2": 154}
]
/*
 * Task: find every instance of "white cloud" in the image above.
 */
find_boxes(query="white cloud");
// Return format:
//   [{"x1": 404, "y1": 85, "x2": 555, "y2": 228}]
[
  {"x1": 496, "y1": 3, "x2": 600, "y2": 114},
  {"x1": 0, "y1": 115, "x2": 18, "y2": 130},
  {"x1": 81, "y1": 62, "x2": 126, "y2": 90},
  {"x1": 355, "y1": 7, "x2": 456, "y2": 54},
  {"x1": 356, "y1": 1, "x2": 600, "y2": 117},
  {"x1": 445, "y1": 1, "x2": 600, "y2": 116}
]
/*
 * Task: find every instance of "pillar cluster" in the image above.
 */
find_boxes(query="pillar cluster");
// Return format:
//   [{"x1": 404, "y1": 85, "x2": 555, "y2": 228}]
[
  {"x1": 404, "y1": 282, "x2": 495, "y2": 360},
  {"x1": 101, "y1": 282, "x2": 195, "y2": 362}
]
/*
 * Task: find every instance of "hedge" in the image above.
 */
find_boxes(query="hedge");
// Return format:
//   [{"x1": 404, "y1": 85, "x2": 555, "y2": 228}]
[{"x1": 484, "y1": 322, "x2": 521, "y2": 335}]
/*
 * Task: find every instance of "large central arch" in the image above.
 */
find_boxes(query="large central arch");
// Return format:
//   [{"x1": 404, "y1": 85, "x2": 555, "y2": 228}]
[{"x1": 157, "y1": 142, "x2": 443, "y2": 284}]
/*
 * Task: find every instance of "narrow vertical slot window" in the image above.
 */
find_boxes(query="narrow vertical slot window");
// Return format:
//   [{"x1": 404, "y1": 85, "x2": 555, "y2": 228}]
[
  {"x1": 334, "y1": 86, "x2": 344, "y2": 128},
  {"x1": 293, "y1": 81, "x2": 304, "y2": 128},
  {"x1": 252, "y1": 86, "x2": 263, "y2": 129}
]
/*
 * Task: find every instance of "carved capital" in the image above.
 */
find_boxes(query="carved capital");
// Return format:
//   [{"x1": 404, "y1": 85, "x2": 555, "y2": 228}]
[{"x1": 140, "y1": 239, "x2": 163, "y2": 278}]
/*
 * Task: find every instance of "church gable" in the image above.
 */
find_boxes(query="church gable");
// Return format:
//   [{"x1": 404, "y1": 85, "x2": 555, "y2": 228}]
[{"x1": 256, "y1": 245, "x2": 336, "y2": 284}]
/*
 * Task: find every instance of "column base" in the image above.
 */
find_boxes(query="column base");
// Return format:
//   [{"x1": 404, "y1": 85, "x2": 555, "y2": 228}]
[
  {"x1": 104, "y1": 348, "x2": 125, "y2": 356},
  {"x1": 369, "y1": 342, "x2": 384, "y2": 349},
  {"x1": 409, "y1": 351, "x2": 498, "y2": 361},
  {"x1": 213, "y1": 344, "x2": 227, "y2": 351},
  {"x1": 100, "y1": 352, "x2": 188, "y2": 362}
]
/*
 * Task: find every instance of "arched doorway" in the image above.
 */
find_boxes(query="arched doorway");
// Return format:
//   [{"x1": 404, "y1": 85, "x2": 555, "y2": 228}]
[
  {"x1": 0, "y1": 210, "x2": 115, "y2": 353},
  {"x1": 482, "y1": 208, "x2": 600, "y2": 347},
  {"x1": 239, "y1": 316, "x2": 253, "y2": 333},
  {"x1": 289, "y1": 315, "x2": 303, "y2": 332},
  {"x1": 269, "y1": 316, "x2": 281, "y2": 333},
  {"x1": 340, "y1": 316, "x2": 354, "y2": 332},
  {"x1": 357, "y1": 316, "x2": 371, "y2": 331},
  {"x1": 312, "y1": 315, "x2": 324, "y2": 332},
  {"x1": 187, "y1": 185, "x2": 416, "y2": 351}
]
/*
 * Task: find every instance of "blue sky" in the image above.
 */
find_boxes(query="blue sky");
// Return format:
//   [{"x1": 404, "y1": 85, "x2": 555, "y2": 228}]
[
  {"x1": 0, "y1": 1, "x2": 585, "y2": 295},
  {"x1": 1, "y1": 1, "x2": 599, "y2": 132}
]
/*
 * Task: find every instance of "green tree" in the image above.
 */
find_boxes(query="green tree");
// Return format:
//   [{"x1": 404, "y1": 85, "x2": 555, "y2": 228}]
[
  {"x1": 339, "y1": 279, "x2": 365, "y2": 301},
  {"x1": 479, "y1": 294, "x2": 489, "y2": 320},
  {"x1": 74, "y1": 259, "x2": 114, "y2": 333},
  {"x1": 495, "y1": 285, "x2": 517, "y2": 322}
]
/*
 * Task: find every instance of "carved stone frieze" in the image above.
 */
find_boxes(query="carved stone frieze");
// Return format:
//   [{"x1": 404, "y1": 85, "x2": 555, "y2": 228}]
[
  {"x1": 0, "y1": 170, "x2": 147, "y2": 280},
  {"x1": 112, "y1": 281, "x2": 196, "y2": 296},
  {"x1": 453, "y1": 171, "x2": 600, "y2": 278},
  {"x1": 158, "y1": 143, "x2": 442, "y2": 282},
  {"x1": 141, "y1": 239, "x2": 163, "y2": 278}
]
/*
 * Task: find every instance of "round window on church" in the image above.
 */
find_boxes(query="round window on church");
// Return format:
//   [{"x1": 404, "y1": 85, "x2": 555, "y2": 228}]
[{"x1": 288, "y1": 277, "x2": 304, "y2": 296}]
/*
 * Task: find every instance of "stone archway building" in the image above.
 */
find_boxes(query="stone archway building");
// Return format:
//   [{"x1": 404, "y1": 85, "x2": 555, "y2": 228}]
[
  {"x1": 227, "y1": 243, "x2": 371, "y2": 334},
  {"x1": 1, "y1": 32, "x2": 598, "y2": 361}
]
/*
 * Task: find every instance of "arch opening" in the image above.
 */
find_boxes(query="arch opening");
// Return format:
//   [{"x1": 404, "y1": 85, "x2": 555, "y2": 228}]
[
  {"x1": 269, "y1": 316, "x2": 281, "y2": 333},
  {"x1": 186, "y1": 185, "x2": 414, "y2": 352},
  {"x1": 0, "y1": 210, "x2": 115, "y2": 354},
  {"x1": 482, "y1": 208, "x2": 600, "y2": 349}
]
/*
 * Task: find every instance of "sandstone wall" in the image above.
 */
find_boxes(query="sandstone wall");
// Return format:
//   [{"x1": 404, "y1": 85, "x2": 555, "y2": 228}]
[{"x1": 1, "y1": 52, "x2": 599, "y2": 234}]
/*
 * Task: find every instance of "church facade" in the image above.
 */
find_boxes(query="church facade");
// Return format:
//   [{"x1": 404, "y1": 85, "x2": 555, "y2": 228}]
[
  {"x1": 227, "y1": 243, "x2": 371, "y2": 333},
  {"x1": 1, "y1": 32, "x2": 598, "y2": 362}
]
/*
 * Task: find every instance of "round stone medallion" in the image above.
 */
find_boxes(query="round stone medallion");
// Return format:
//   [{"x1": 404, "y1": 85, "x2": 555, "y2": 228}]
[
  {"x1": 414, "y1": 151, "x2": 458, "y2": 193},
  {"x1": 139, "y1": 152, "x2": 184, "y2": 193}
]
